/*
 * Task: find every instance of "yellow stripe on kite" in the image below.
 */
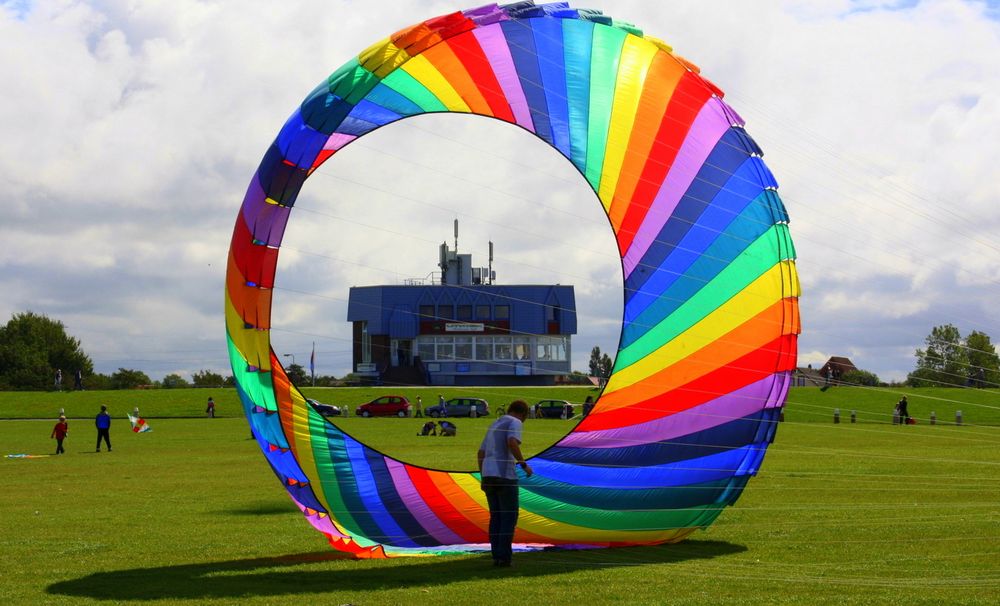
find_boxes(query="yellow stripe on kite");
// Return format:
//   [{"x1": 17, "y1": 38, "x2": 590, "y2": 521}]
[
  {"x1": 597, "y1": 36, "x2": 659, "y2": 212},
  {"x1": 401, "y1": 54, "x2": 471, "y2": 113},
  {"x1": 224, "y1": 292, "x2": 271, "y2": 372},
  {"x1": 603, "y1": 262, "x2": 797, "y2": 396}
]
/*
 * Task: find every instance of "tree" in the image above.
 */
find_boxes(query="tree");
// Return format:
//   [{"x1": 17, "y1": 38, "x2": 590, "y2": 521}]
[
  {"x1": 908, "y1": 324, "x2": 968, "y2": 387},
  {"x1": 192, "y1": 369, "x2": 225, "y2": 388},
  {"x1": 841, "y1": 369, "x2": 880, "y2": 387},
  {"x1": 285, "y1": 363, "x2": 308, "y2": 385},
  {"x1": 161, "y1": 373, "x2": 189, "y2": 389},
  {"x1": 0, "y1": 311, "x2": 94, "y2": 390},
  {"x1": 965, "y1": 331, "x2": 1000, "y2": 388},
  {"x1": 111, "y1": 368, "x2": 152, "y2": 390},
  {"x1": 587, "y1": 346, "x2": 613, "y2": 387}
]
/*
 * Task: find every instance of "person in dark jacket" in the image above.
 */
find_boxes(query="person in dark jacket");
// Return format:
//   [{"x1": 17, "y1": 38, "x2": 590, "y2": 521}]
[{"x1": 95, "y1": 405, "x2": 112, "y2": 452}]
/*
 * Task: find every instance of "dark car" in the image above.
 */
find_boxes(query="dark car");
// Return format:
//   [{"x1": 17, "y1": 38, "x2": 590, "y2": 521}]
[
  {"x1": 356, "y1": 395, "x2": 411, "y2": 418},
  {"x1": 534, "y1": 399, "x2": 574, "y2": 419},
  {"x1": 307, "y1": 398, "x2": 342, "y2": 417},
  {"x1": 426, "y1": 397, "x2": 489, "y2": 418}
]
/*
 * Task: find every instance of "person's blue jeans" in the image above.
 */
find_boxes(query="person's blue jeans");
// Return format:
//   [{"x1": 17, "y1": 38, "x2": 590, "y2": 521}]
[{"x1": 482, "y1": 476, "x2": 519, "y2": 563}]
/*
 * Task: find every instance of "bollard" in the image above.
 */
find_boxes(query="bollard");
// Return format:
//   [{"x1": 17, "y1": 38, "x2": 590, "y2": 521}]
[
  {"x1": 956, "y1": 410, "x2": 963, "y2": 426},
  {"x1": 833, "y1": 408, "x2": 840, "y2": 424},
  {"x1": 850, "y1": 409, "x2": 857, "y2": 424},
  {"x1": 930, "y1": 411, "x2": 936, "y2": 425}
]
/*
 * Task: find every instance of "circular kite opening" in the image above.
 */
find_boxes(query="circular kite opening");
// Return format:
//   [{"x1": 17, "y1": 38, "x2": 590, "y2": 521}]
[
  {"x1": 227, "y1": 3, "x2": 799, "y2": 558},
  {"x1": 268, "y1": 111, "x2": 624, "y2": 468}
]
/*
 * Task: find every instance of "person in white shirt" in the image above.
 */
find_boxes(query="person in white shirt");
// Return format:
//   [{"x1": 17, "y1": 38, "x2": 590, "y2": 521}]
[{"x1": 477, "y1": 400, "x2": 532, "y2": 567}]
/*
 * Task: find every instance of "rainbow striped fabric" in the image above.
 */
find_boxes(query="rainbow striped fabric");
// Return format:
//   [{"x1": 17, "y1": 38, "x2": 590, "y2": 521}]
[{"x1": 226, "y1": 2, "x2": 799, "y2": 557}]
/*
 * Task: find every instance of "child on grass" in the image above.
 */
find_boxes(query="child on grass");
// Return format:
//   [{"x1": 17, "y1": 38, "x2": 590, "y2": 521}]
[{"x1": 51, "y1": 415, "x2": 68, "y2": 454}]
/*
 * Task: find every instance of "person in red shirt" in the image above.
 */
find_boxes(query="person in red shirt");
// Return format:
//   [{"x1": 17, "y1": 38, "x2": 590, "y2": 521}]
[{"x1": 51, "y1": 415, "x2": 69, "y2": 454}]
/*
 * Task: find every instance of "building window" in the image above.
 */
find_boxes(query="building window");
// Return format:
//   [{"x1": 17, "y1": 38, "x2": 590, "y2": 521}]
[
  {"x1": 535, "y1": 336, "x2": 567, "y2": 361},
  {"x1": 545, "y1": 305, "x2": 558, "y2": 322},
  {"x1": 457, "y1": 305, "x2": 472, "y2": 321},
  {"x1": 513, "y1": 336, "x2": 531, "y2": 360},
  {"x1": 437, "y1": 305, "x2": 454, "y2": 320},
  {"x1": 476, "y1": 305, "x2": 491, "y2": 320},
  {"x1": 494, "y1": 305, "x2": 509, "y2": 320},
  {"x1": 475, "y1": 337, "x2": 493, "y2": 360},
  {"x1": 361, "y1": 321, "x2": 371, "y2": 364},
  {"x1": 494, "y1": 337, "x2": 512, "y2": 360},
  {"x1": 419, "y1": 305, "x2": 435, "y2": 318},
  {"x1": 417, "y1": 338, "x2": 434, "y2": 361},
  {"x1": 435, "y1": 337, "x2": 454, "y2": 360},
  {"x1": 454, "y1": 337, "x2": 473, "y2": 360}
]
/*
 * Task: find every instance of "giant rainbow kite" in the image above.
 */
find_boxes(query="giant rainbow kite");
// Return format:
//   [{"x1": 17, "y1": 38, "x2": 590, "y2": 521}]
[{"x1": 226, "y1": 2, "x2": 800, "y2": 557}]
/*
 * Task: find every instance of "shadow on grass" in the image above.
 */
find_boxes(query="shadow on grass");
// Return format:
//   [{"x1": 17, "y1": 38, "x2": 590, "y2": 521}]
[{"x1": 48, "y1": 540, "x2": 745, "y2": 600}]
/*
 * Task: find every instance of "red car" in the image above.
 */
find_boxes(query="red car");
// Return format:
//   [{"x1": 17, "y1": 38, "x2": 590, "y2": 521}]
[{"x1": 356, "y1": 395, "x2": 411, "y2": 418}]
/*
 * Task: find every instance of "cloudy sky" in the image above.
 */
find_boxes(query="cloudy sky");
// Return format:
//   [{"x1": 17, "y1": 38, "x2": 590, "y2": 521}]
[{"x1": 2, "y1": 0, "x2": 999, "y2": 383}]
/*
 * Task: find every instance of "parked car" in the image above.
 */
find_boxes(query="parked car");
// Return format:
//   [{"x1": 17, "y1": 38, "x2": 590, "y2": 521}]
[
  {"x1": 306, "y1": 398, "x2": 342, "y2": 417},
  {"x1": 426, "y1": 397, "x2": 489, "y2": 418},
  {"x1": 356, "y1": 395, "x2": 411, "y2": 418},
  {"x1": 534, "y1": 399, "x2": 574, "y2": 419}
]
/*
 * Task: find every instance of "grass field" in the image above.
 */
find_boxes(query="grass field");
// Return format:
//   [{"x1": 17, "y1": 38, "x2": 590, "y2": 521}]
[{"x1": 2, "y1": 387, "x2": 999, "y2": 604}]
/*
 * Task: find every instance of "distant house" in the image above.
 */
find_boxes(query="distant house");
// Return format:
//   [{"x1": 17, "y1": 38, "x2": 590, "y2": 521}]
[
  {"x1": 793, "y1": 357, "x2": 858, "y2": 387},
  {"x1": 821, "y1": 357, "x2": 858, "y2": 382},
  {"x1": 793, "y1": 365, "x2": 825, "y2": 387}
]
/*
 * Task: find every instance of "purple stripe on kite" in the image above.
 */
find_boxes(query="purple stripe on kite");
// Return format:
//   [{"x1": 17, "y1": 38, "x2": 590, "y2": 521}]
[
  {"x1": 718, "y1": 97, "x2": 745, "y2": 127},
  {"x1": 386, "y1": 459, "x2": 466, "y2": 545},
  {"x1": 291, "y1": 495, "x2": 349, "y2": 539},
  {"x1": 473, "y1": 24, "x2": 534, "y2": 131},
  {"x1": 240, "y1": 176, "x2": 290, "y2": 247},
  {"x1": 555, "y1": 374, "x2": 785, "y2": 449},
  {"x1": 622, "y1": 97, "x2": 734, "y2": 277},
  {"x1": 765, "y1": 371, "x2": 791, "y2": 409},
  {"x1": 463, "y1": 3, "x2": 499, "y2": 17},
  {"x1": 324, "y1": 133, "x2": 357, "y2": 151}
]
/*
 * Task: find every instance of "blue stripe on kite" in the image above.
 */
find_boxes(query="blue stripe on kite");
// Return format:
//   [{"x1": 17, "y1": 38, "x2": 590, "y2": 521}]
[
  {"x1": 624, "y1": 127, "x2": 754, "y2": 306},
  {"x1": 501, "y1": 20, "x2": 555, "y2": 148},
  {"x1": 343, "y1": 436, "x2": 420, "y2": 548},
  {"x1": 622, "y1": 157, "x2": 774, "y2": 345},
  {"x1": 276, "y1": 111, "x2": 329, "y2": 169},
  {"x1": 530, "y1": 18, "x2": 572, "y2": 158},
  {"x1": 530, "y1": 445, "x2": 759, "y2": 489},
  {"x1": 345, "y1": 99, "x2": 402, "y2": 129},
  {"x1": 364, "y1": 83, "x2": 426, "y2": 117},
  {"x1": 300, "y1": 91, "x2": 355, "y2": 134},
  {"x1": 538, "y1": 411, "x2": 767, "y2": 467},
  {"x1": 562, "y1": 18, "x2": 594, "y2": 172},
  {"x1": 363, "y1": 450, "x2": 441, "y2": 547},
  {"x1": 327, "y1": 430, "x2": 389, "y2": 544},
  {"x1": 522, "y1": 476, "x2": 732, "y2": 511}
]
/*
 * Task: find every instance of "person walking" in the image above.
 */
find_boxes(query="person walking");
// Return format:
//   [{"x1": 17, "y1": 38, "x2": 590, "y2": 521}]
[
  {"x1": 95, "y1": 405, "x2": 112, "y2": 452},
  {"x1": 206, "y1": 396, "x2": 216, "y2": 418},
  {"x1": 477, "y1": 400, "x2": 532, "y2": 568},
  {"x1": 51, "y1": 415, "x2": 69, "y2": 454},
  {"x1": 415, "y1": 396, "x2": 424, "y2": 418}
]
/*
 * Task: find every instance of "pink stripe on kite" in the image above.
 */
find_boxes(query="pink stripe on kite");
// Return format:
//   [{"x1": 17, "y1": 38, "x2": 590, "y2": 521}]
[
  {"x1": 324, "y1": 133, "x2": 357, "y2": 151},
  {"x1": 472, "y1": 24, "x2": 534, "y2": 131},
  {"x1": 386, "y1": 459, "x2": 466, "y2": 546},
  {"x1": 622, "y1": 98, "x2": 733, "y2": 277},
  {"x1": 556, "y1": 374, "x2": 786, "y2": 449},
  {"x1": 290, "y1": 495, "x2": 349, "y2": 539}
]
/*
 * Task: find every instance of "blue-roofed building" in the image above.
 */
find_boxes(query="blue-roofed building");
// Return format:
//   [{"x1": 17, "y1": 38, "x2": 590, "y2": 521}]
[{"x1": 347, "y1": 231, "x2": 576, "y2": 386}]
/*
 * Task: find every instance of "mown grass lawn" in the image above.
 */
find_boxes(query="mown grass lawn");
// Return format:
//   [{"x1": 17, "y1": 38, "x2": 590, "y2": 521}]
[{"x1": 1, "y1": 387, "x2": 998, "y2": 605}]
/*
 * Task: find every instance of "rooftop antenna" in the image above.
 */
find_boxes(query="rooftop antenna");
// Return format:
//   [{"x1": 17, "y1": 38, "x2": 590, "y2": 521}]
[
  {"x1": 454, "y1": 218, "x2": 459, "y2": 252},
  {"x1": 488, "y1": 240, "x2": 494, "y2": 285}
]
